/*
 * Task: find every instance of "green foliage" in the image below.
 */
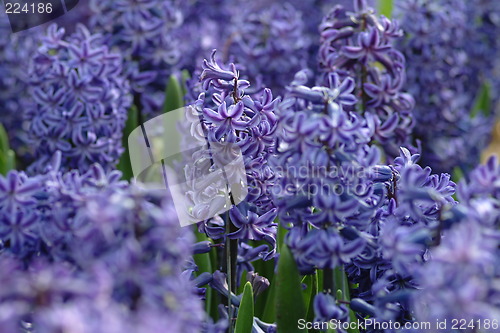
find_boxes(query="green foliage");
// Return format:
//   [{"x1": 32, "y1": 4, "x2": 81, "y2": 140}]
[
  {"x1": 253, "y1": 249, "x2": 275, "y2": 318},
  {"x1": 181, "y1": 69, "x2": 191, "y2": 96},
  {"x1": 276, "y1": 244, "x2": 307, "y2": 333},
  {"x1": 471, "y1": 82, "x2": 492, "y2": 118},
  {"x1": 235, "y1": 282, "x2": 255, "y2": 333},
  {"x1": 117, "y1": 105, "x2": 139, "y2": 180},
  {"x1": 193, "y1": 230, "x2": 214, "y2": 317},
  {"x1": 452, "y1": 166, "x2": 465, "y2": 183},
  {"x1": 0, "y1": 124, "x2": 15, "y2": 175},
  {"x1": 378, "y1": 0, "x2": 394, "y2": 18},
  {"x1": 164, "y1": 74, "x2": 184, "y2": 114},
  {"x1": 303, "y1": 273, "x2": 318, "y2": 327},
  {"x1": 262, "y1": 223, "x2": 287, "y2": 322}
]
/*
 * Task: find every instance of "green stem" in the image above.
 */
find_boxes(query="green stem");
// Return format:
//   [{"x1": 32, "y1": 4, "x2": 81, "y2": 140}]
[
  {"x1": 225, "y1": 211, "x2": 235, "y2": 333},
  {"x1": 323, "y1": 267, "x2": 334, "y2": 294},
  {"x1": 334, "y1": 266, "x2": 359, "y2": 333}
]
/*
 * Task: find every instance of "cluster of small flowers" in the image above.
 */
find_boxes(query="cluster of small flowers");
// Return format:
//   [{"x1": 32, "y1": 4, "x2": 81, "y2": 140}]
[
  {"x1": 181, "y1": 1, "x2": 375, "y2": 97},
  {"x1": 272, "y1": 65, "x2": 457, "y2": 327},
  {"x1": 465, "y1": 0, "x2": 500, "y2": 100},
  {"x1": 89, "y1": 0, "x2": 184, "y2": 118},
  {"x1": 318, "y1": 0, "x2": 415, "y2": 159},
  {"x1": 191, "y1": 51, "x2": 279, "y2": 261},
  {"x1": 246, "y1": 0, "x2": 376, "y2": 72},
  {"x1": 395, "y1": 0, "x2": 499, "y2": 173},
  {"x1": 1, "y1": 0, "x2": 499, "y2": 332},
  {"x1": 225, "y1": 3, "x2": 310, "y2": 94},
  {"x1": 179, "y1": 0, "x2": 236, "y2": 71},
  {"x1": 24, "y1": 24, "x2": 131, "y2": 173},
  {"x1": 176, "y1": 51, "x2": 283, "y2": 331},
  {"x1": 345, "y1": 148, "x2": 457, "y2": 325},
  {"x1": 412, "y1": 156, "x2": 500, "y2": 330},
  {"x1": 0, "y1": 17, "x2": 41, "y2": 160},
  {"x1": 271, "y1": 69, "x2": 387, "y2": 274},
  {"x1": 0, "y1": 155, "x2": 204, "y2": 332},
  {"x1": 180, "y1": 1, "x2": 311, "y2": 96}
]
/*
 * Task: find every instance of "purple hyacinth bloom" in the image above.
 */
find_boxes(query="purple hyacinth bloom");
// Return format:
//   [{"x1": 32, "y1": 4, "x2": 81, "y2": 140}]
[
  {"x1": 343, "y1": 27, "x2": 392, "y2": 64},
  {"x1": 412, "y1": 221, "x2": 500, "y2": 329},
  {"x1": 246, "y1": 271, "x2": 270, "y2": 296},
  {"x1": 228, "y1": 205, "x2": 277, "y2": 241},
  {"x1": 0, "y1": 171, "x2": 40, "y2": 212},
  {"x1": 0, "y1": 17, "x2": 42, "y2": 163},
  {"x1": 271, "y1": 68, "x2": 389, "y2": 273},
  {"x1": 201, "y1": 51, "x2": 238, "y2": 86},
  {"x1": 287, "y1": 227, "x2": 366, "y2": 273},
  {"x1": 0, "y1": 210, "x2": 38, "y2": 254},
  {"x1": 188, "y1": 52, "x2": 280, "y2": 260},
  {"x1": 89, "y1": 0, "x2": 184, "y2": 118},
  {"x1": 24, "y1": 24, "x2": 131, "y2": 173},
  {"x1": 203, "y1": 102, "x2": 247, "y2": 140},
  {"x1": 314, "y1": 292, "x2": 350, "y2": 323},
  {"x1": 318, "y1": 0, "x2": 415, "y2": 159},
  {"x1": 394, "y1": 0, "x2": 498, "y2": 173},
  {"x1": 0, "y1": 160, "x2": 205, "y2": 332},
  {"x1": 343, "y1": 147, "x2": 458, "y2": 324},
  {"x1": 407, "y1": 155, "x2": 500, "y2": 329},
  {"x1": 226, "y1": 3, "x2": 310, "y2": 95}
]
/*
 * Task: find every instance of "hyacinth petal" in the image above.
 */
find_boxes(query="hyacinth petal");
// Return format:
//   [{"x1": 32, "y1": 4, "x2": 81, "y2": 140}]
[
  {"x1": 214, "y1": 120, "x2": 231, "y2": 140},
  {"x1": 338, "y1": 76, "x2": 355, "y2": 95},
  {"x1": 203, "y1": 107, "x2": 225, "y2": 123},
  {"x1": 16, "y1": 181, "x2": 40, "y2": 196},
  {"x1": 379, "y1": 113, "x2": 399, "y2": 132},
  {"x1": 367, "y1": 28, "x2": 379, "y2": 47},
  {"x1": 227, "y1": 101, "x2": 245, "y2": 119},
  {"x1": 340, "y1": 94, "x2": 357, "y2": 106},
  {"x1": 342, "y1": 46, "x2": 364, "y2": 59},
  {"x1": 7, "y1": 172, "x2": 19, "y2": 193}
]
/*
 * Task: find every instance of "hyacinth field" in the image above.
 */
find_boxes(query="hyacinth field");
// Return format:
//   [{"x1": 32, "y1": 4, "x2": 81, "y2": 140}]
[{"x1": 1, "y1": 0, "x2": 500, "y2": 332}]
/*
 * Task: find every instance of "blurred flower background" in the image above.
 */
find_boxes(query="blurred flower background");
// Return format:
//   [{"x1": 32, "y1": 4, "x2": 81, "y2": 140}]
[{"x1": 0, "y1": 0, "x2": 499, "y2": 332}]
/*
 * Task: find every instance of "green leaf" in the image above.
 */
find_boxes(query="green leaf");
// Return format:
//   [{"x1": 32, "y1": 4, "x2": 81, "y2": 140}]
[
  {"x1": 163, "y1": 75, "x2": 184, "y2": 114},
  {"x1": 471, "y1": 82, "x2": 491, "y2": 118},
  {"x1": 181, "y1": 69, "x2": 191, "y2": 96},
  {"x1": 452, "y1": 166, "x2": 464, "y2": 183},
  {"x1": 317, "y1": 269, "x2": 324, "y2": 294},
  {"x1": 334, "y1": 267, "x2": 347, "y2": 300},
  {"x1": 193, "y1": 230, "x2": 217, "y2": 319},
  {"x1": 0, "y1": 150, "x2": 16, "y2": 176},
  {"x1": 0, "y1": 124, "x2": 9, "y2": 154},
  {"x1": 378, "y1": 0, "x2": 394, "y2": 18},
  {"x1": 235, "y1": 282, "x2": 254, "y2": 333},
  {"x1": 262, "y1": 222, "x2": 287, "y2": 322},
  {"x1": 303, "y1": 273, "x2": 318, "y2": 329},
  {"x1": 118, "y1": 105, "x2": 139, "y2": 180},
  {"x1": 302, "y1": 275, "x2": 314, "y2": 315},
  {"x1": 0, "y1": 124, "x2": 15, "y2": 175},
  {"x1": 253, "y1": 244, "x2": 276, "y2": 318},
  {"x1": 276, "y1": 244, "x2": 307, "y2": 333},
  {"x1": 262, "y1": 274, "x2": 277, "y2": 323},
  {"x1": 277, "y1": 220, "x2": 287, "y2": 252},
  {"x1": 335, "y1": 267, "x2": 359, "y2": 333},
  {"x1": 5, "y1": 150, "x2": 15, "y2": 174}
]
